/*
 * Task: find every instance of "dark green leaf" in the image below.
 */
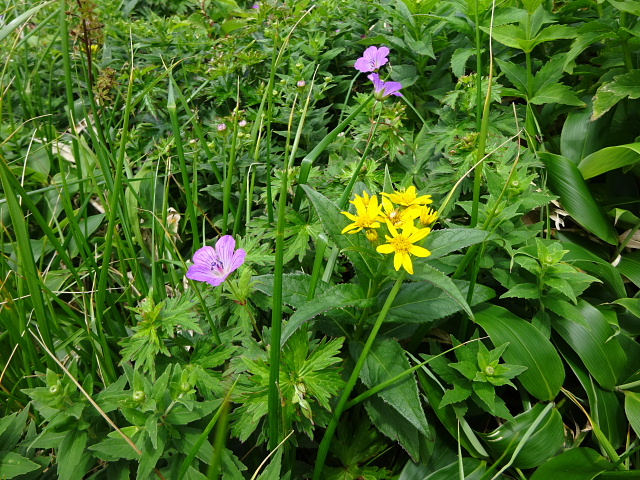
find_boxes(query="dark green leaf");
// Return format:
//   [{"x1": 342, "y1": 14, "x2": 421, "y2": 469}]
[
  {"x1": 539, "y1": 153, "x2": 618, "y2": 245},
  {"x1": 530, "y1": 448, "x2": 613, "y2": 480},
  {"x1": 553, "y1": 300, "x2": 627, "y2": 391},
  {"x1": 578, "y1": 143, "x2": 640, "y2": 179},
  {"x1": 0, "y1": 452, "x2": 40, "y2": 479}
]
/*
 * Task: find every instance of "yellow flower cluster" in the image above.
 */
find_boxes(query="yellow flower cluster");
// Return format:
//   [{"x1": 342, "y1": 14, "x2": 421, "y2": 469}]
[{"x1": 341, "y1": 186, "x2": 439, "y2": 274}]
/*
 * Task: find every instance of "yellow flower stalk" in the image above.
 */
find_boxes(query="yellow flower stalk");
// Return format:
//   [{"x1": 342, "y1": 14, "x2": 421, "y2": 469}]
[
  {"x1": 341, "y1": 193, "x2": 383, "y2": 234},
  {"x1": 376, "y1": 221, "x2": 432, "y2": 274},
  {"x1": 382, "y1": 185, "x2": 433, "y2": 208}
]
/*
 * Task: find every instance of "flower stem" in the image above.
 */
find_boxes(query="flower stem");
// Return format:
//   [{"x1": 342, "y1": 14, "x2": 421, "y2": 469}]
[{"x1": 312, "y1": 273, "x2": 405, "y2": 480}]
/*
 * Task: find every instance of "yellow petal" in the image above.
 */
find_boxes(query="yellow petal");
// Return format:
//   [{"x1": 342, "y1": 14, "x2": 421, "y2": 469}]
[
  {"x1": 402, "y1": 253, "x2": 414, "y2": 274},
  {"x1": 394, "y1": 252, "x2": 403, "y2": 271},
  {"x1": 415, "y1": 195, "x2": 433, "y2": 205},
  {"x1": 377, "y1": 244, "x2": 394, "y2": 254},
  {"x1": 410, "y1": 245, "x2": 432, "y2": 257},
  {"x1": 342, "y1": 224, "x2": 361, "y2": 234},
  {"x1": 342, "y1": 211, "x2": 358, "y2": 221},
  {"x1": 408, "y1": 227, "x2": 431, "y2": 243}
]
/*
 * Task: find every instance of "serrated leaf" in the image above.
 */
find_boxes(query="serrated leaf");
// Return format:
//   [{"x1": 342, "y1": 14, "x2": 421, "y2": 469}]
[
  {"x1": 380, "y1": 280, "x2": 493, "y2": 324},
  {"x1": 440, "y1": 383, "x2": 473, "y2": 407},
  {"x1": 88, "y1": 436, "x2": 140, "y2": 461},
  {"x1": 354, "y1": 337, "x2": 430, "y2": 441},
  {"x1": 496, "y1": 58, "x2": 528, "y2": 93},
  {"x1": 58, "y1": 430, "x2": 90, "y2": 480},
  {"x1": 303, "y1": 186, "x2": 377, "y2": 278},
  {"x1": 451, "y1": 48, "x2": 476, "y2": 78},
  {"x1": 530, "y1": 83, "x2": 585, "y2": 106},
  {"x1": 592, "y1": 85, "x2": 626, "y2": 120},
  {"x1": 421, "y1": 228, "x2": 493, "y2": 260},
  {"x1": 281, "y1": 284, "x2": 371, "y2": 345}
]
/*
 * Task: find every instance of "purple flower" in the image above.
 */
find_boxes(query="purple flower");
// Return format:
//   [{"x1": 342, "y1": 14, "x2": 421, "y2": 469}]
[
  {"x1": 354, "y1": 46, "x2": 390, "y2": 73},
  {"x1": 186, "y1": 236, "x2": 246, "y2": 287},
  {"x1": 368, "y1": 73, "x2": 403, "y2": 99}
]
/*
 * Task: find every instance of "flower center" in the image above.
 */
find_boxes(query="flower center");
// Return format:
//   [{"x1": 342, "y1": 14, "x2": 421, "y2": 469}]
[
  {"x1": 210, "y1": 258, "x2": 224, "y2": 272},
  {"x1": 390, "y1": 235, "x2": 412, "y2": 254}
]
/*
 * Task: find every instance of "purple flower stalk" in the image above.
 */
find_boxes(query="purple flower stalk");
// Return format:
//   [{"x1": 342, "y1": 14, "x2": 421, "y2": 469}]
[
  {"x1": 354, "y1": 46, "x2": 390, "y2": 73},
  {"x1": 186, "y1": 236, "x2": 246, "y2": 287},
  {"x1": 368, "y1": 73, "x2": 403, "y2": 99}
]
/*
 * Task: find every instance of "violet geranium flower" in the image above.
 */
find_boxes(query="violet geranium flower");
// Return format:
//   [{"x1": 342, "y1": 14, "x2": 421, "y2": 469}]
[
  {"x1": 368, "y1": 73, "x2": 403, "y2": 100},
  {"x1": 354, "y1": 46, "x2": 390, "y2": 73},
  {"x1": 186, "y1": 236, "x2": 246, "y2": 287}
]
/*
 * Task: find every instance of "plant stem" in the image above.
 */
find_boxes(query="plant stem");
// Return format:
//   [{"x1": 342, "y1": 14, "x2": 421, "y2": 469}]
[{"x1": 312, "y1": 273, "x2": 405, "y2": 480}]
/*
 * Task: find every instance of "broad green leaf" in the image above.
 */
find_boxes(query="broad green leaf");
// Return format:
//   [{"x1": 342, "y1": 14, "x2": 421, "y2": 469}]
[
  {"x1": 613, "y1": 298, "x2": 640, "y2": 318},
  {"x1": 412, "y1": 263, "x2": 474, "y2": 319},
  {"x1": 624, "y1": 391, "x2": 640, "y2": 438},
  {"x1": 303, "y1": 186, "x2": 377, "y2": 279},
  {"x1": 529, "y1": 83, "x2": 585, "y2": 106},
  {"x1": 485, "y1": 24, "x2": 526, "y2": 50},
  {"x1": 137, "y1": 430, "x2": 166, "y2": 480},
  {"x1": 0, "y1": 452, "x2": 40, "y2": 478},
  {"x1": 592, "y1": 85, "x2": 626, "y2": 120},
  {"x1": 533, "y1": 24, "x2": 578, "y2": 47},
  {"x1": 451, "y1": 47, "x2": 476, "y2": 78},
  {"x1": 602, "y1": 69, "x2": 640, "y2": 98},
  {"x1": 521, "y1": 0, "x2": 543, "y2": 12},
  {"x1": 616, "y1": 251, "x2": 640, "y2": 288},
  {"x1": 256, "y1": 449, "x2": 282, "y2": 480},
  {"x1": 481, "y1": 403, "x2": 564, "y2": 469},
  {"x1": 530, "y1": 448, "x2": 613, "y2": 480},
  {"x1": 475, "y1": 305, "x2": 565, "y2": 401},
  {"x1": 553, "y1": 300, "x2": 627, "y2": 391},
  {"x1": 501, "y1": 283, "x2": 540, "y2": 299},
  {"x1": 421, "y1": 228, "x2": 493, "y2": 260},
  {"x1": 608, "y1": 0, "x2": 640, "y2": 16},
  {"x1": 561, "y1": 346, "x2": 626, "y2": 450},
  {"x1": 58, "y1": 430, "x2": 90, "y2": 480},
  {"x1": 539, "y1": 153, "x2": 618, "y2": 245},
  {"x1": 380, "y1": 280, "x2": 493, "y2": 324},
  {"x1": 354, "y1": 337, "x2": 431, "y2": 440},
  {"x1": 0, "y1": 406, "x2": 29, "y2": 452},
  {"x1": 281, "y1": 284, "x2": 372, "y2": 345},
  {"x1": 578, "y1": 143, "x2": 640, "y2": 179}
]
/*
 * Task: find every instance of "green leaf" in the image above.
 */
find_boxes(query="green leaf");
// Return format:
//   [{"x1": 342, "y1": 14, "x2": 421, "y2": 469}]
[
  {"x1": 496, "y1": 58, "x2": 528, "y2": 94},
  {"x1": 0, "y1": 1, "x2": 56, "y2": 43},
  {"x1": 530, "y1": 448, "x2": 614, "y2": 480},
  {"x1": 89, "y1": 436, "x2": 141, "y2": 461},
  {"x1": 500, "y1": 282, "x2": 540, "y2": 299},
  {"x1": 451, "y1": 47, "x2": 476, "y2": 78},
  {"x1": 0, "y1": 452, "x2": 40, "y2": 479},
  {"x1": 481, "y1": 403, "x2": 564, "y2": 468},
  {"x1": 380, "y1": 280, "x2": 493, "y2": 324},
  {"x1": 475, "y1": 305, "x2": 565, "y2": 401},
  {"x1": 624, "y1": 391, "x2": 640, "y2": 438},
  {"x1": 529, "y1": 83, "x2": 586, "y2": 106},
  {"x1": 602, "y1": 69, "x2": 640, "y2": 97},
  {"x1": 137, "y1": 430, "x2": 165, "y2": 480},
  {"x1": 421, "y1": 228, "x2": 493, "y2": 261},
  {"x1": 608, "y1": 0, "x2": 640, "y2": 16},
  {"x1": 354, "y1": 337, "x2": 431, "y2": 446},
  {"x1": 553, "y1": 300, "x2": 627, "y2": 391},
  {"x1": 412, "y1": 263, "x2": 474, "y2": 319},
  {"x1": 578, "y1": 143, "x2": 640, "y2": 179},
  {"x1": 616, "y1": 251, "x2": 640, "y2": 288},
  {"x1": 539, "y1": 152, "x2": 618, "y2": 245},
  {"x1": 592, "y1": 84, "x2": 626, "y2": 120},
  {"x1": 58, "y1": 430, "x2": 91, "y2": 480},
  {"x1": 303, "y1": 186, "x2": 377, "y2": 278},
  {"x1": 281, "y1": 284, "x2": 372, "y2": 345}
]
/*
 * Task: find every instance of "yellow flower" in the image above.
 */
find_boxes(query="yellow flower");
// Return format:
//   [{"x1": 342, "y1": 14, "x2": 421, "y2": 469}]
[
  {"x1": 378, "y1": 197, "x2": 420, "y2": 228},
  {"x1": 341, "y1": 193, "x2": 383, "y2": 234},
  {"x1": 365, "y1": 229, "x2": 379, "y2": 242},
  {"x1": 382, "y1": 186, "x2": 433, "y2": 208},
  {"x1": 376, "y1": 222, "x2": 431, "y2": 274},
  {"x1": 419, "y1": 206, "x2": 439, "y2": 226}
]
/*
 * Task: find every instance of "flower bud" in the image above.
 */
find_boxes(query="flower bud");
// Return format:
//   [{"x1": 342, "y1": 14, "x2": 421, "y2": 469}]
[
  {"x1": 297, "y1": 80, "x2": 306, "y2": 88},
  {"x1": 132, "y1": 390, "x2": 146, "y2": 403},
  {"x1": 217, "y1": 123, "x2": 227, "y2": 132},
  {"x1": 365, "y1": 229, "x2": 379, "y2": 242},
  {"x1": 49, "y1": 384, "x2": 61, "y2": 395},
  {"x1": 181, "y1": 382, "x2": 192, "y2": 393}
]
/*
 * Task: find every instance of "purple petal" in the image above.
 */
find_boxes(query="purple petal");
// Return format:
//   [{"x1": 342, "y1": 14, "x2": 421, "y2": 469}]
[
  {"x1": 192, "y1": 246, "x2": 217, "y2": 266},
  {"x1": 228, "y1": 248, "x2": 247, "y2": 273},
  {"x1": 375, "y1": 46, "x2": 390, "y2": 62},
  {"x1": 354, "y1": 56, "x2": 371, "y2": 72},
  {"x1": 186, "y1": 264, "x2": 225, "y2": 286},
  {"x1": 384, "y1": 81, "x2": 403, "y2": 96},
  {"x1": 215, "y1": 235, "x2": 236, "y2": 267}
]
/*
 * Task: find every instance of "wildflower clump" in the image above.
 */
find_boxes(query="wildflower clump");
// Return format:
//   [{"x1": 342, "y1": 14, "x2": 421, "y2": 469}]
[{"x1": 341, "y1": 186, "x2": 438, "y2": 274}]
